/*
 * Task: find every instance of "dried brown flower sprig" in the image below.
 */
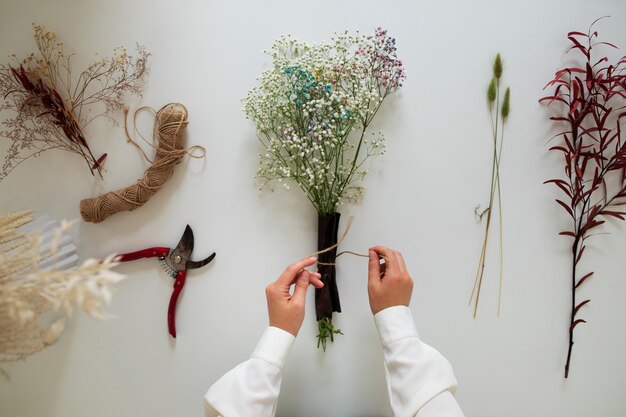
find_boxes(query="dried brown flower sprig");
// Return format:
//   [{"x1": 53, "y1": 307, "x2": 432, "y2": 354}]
[{"x1": 0, "y1": 23, "x2": 149, "y2": 181}]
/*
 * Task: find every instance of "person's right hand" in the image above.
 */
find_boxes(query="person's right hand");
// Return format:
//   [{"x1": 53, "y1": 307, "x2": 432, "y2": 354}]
[
  {"x1": 367, "y1": 246, "x2": 413, "y2": 315},
  {"x1": 265, "y1": 257, "x2": 324, "y2": 336}
]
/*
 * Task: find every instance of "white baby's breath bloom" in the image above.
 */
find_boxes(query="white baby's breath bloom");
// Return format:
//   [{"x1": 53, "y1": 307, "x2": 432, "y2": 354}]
[{"x1": 244, "y1": 28, "x2": 405, "y2": 214}]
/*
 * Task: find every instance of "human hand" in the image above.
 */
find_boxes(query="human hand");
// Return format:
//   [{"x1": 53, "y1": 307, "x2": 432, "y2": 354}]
[
  {"x1": 367, "y1": 246, "x2": 413, "y2": 315},
  {"x1": 265, "y1": 257, "x2": 324, "y2": 336}
]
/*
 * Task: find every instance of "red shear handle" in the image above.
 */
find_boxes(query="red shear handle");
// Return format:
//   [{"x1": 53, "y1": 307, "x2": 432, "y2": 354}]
[
  {"x1": 167, "y1": 270, "x2": 187, "y2": 338},
  {"x1": 118, "y1": 247, "x2": 170, "y2": 262}
]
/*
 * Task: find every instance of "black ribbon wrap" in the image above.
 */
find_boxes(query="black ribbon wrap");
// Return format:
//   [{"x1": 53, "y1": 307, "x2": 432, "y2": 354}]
[{"x1": 315, "y1": 212, "x2": 342, "y2": 321}]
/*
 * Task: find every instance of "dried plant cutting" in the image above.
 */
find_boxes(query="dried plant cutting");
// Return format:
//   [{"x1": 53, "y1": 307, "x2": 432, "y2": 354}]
[
  {"x1": 244, "y1": 27, "x2": 405, "y2": 349},
  {"x1": 470, "y1": 54, "x2": 511, "y2": 318},
  {"x1": 540, "y1": 18, "x2": 626, "y2": 378},
  {"x1": 0, "y1": 23, "x2": 149, "y2": 181},
  {"x1": 0, "y1": 211, "x2": 123, "y2": 377}
]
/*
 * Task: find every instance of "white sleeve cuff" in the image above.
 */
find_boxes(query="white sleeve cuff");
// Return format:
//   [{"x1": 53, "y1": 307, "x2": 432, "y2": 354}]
[
  {"x1": 251, "y1": 326, "x2": 296, "y2": 370},
  {"x1": 373, "y1": 305, "x2": 419, "y2": 346}
]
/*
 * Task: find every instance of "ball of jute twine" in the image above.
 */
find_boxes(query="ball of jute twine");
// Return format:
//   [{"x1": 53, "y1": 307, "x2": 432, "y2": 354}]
[{"x1": 80, "y1": 103, "x2": 204, "y2": 223}]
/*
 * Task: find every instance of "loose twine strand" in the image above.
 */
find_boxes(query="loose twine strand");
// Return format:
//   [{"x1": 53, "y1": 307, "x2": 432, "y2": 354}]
[
  {"x1": 307, "y1": 217, "x2": 370, "y2": 265},
  {"x1": 80, "y1": 103, "x2": 205, "y2": 223}
]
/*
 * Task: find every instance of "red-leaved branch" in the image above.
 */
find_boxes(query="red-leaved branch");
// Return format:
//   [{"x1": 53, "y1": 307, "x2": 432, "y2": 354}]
[{"x1": 540, "y1": 17, "x2": 626, "y2": 378}]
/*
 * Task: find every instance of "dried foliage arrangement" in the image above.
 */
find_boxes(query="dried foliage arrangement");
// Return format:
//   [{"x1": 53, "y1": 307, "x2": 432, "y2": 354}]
[
  {"x1": 540, "y1": 18, "x2": 626, "y2": 378},
  {"x1": 244, "y1": 27, "x2": 405, "y2": 349},
  {"x1": 470, "y1": 54, "x2": 511, "y2": 318},
  {"x1": 0, "y1": 23, "x2": 149, "y2": 181},
  {"x1": 0, "y1": 211, "x2": 123, "y2": 377}
]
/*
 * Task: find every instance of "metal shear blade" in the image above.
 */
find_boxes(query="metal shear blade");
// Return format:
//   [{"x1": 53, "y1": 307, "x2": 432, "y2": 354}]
[
  {"x1": 163, "y1": 225, "x2": 215, "y2": 275},
  {"x1": 187, "y1": 252, "x2": 216, "y2": 270}
]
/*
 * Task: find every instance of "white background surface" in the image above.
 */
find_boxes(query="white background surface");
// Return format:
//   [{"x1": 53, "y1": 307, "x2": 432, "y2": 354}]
[{"x1": 1, "y1": 1, "x2": 626, "y2": 416}]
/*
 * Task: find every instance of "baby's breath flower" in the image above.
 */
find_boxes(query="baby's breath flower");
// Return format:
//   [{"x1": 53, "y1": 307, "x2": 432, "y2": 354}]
[{"x1": 244, "y1": 28, "x2": 405, "y2": 214}]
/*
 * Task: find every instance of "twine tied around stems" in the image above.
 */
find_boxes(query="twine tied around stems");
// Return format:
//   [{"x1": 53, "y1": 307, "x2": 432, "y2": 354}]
[
  {"x1": 307, "y1": 217, "x2": 371, "y2": 265},
  {"x1": 79, "y1": 103, "x2": 205, "y2": 223}
]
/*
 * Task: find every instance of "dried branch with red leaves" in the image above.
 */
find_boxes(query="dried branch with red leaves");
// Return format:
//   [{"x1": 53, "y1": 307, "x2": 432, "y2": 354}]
[
  {"x1": 0, "y1": 24, "x2": 149, "y2": 181},
  {"x1": 540, "y1": 17, "x2": 626, "y2": 378}
]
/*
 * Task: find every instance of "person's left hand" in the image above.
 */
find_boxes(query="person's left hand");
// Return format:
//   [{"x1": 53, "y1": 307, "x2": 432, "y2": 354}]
[{"x1": 266, "y1": 257, "x2": 324, "y2": 336}]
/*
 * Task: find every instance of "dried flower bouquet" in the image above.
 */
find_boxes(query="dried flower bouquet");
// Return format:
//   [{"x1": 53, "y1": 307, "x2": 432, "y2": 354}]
[
  {"x1": 244, "y1": 27, "x2": 405, "y2": 349},
  {"x1": 0, "y1": 24, "x2": 149, "y2": 181},
  {"x1": 0, "y1": 211, "x2": 123, "y2": 377}
]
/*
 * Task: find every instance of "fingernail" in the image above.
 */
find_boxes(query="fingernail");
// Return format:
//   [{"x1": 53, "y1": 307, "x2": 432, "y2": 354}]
[{"x1": 369, "y1": 250, "x2": 375, "y2": 259}]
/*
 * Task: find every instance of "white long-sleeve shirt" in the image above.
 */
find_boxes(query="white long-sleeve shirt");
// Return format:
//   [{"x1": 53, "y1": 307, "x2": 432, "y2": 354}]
[{"x1": 204, "y1": 306, "x2": 464, "y2": 417}]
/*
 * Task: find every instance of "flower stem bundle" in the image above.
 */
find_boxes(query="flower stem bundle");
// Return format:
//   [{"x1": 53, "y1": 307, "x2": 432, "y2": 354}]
[
  {"x1": 0, "y1": 24, "x2": 149, "y2": 181},
  {"x1": 471, "y1": 54, "x2": 511, "y2": 318},
  {"x1": 244, "y1": 27, "x2": 405, "y2": 349},
  {"x1": 540, "y1": 18, "x2": 626, "y2": 378}
]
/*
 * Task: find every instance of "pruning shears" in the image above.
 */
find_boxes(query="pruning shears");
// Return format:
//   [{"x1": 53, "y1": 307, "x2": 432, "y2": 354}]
[{"x1": 117, "y1": 225, "x2": 215, "y2": 338}]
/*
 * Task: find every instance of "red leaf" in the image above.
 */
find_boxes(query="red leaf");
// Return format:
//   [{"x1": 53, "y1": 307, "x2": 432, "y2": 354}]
[
  {"x1": 555, "y1": 199, "x2": 574, "y2": 218},
  {"x1": 593, "y1": 56, "x2": 609, "y2": 68},
  {"x1": 596, "y1": 73, "x2": 604, "y2": 83},
  {"x1": 595, "y1": 41, "x2": 618, "y2": 49},
  {"x1": 12, "y1": 65, "x2": 35, "y2": 91},
  {"x1": 539, "y1": 96, "x2": 568, "y2": 105},
  {"x1": 559, "y1": 231, "x2": 576, "y2": 237},
  {"x1": 575, "y1": 165, "x2": 583, "y2": 179},
  {"x1": 580, "y1": 186, "x2": 595, "y2": 200},
  {"x1": 92, "y1": 153, "x2": 107, "y2": 170},
  {"x1": 599, "y1": 108, "x2": 611, "y2": 129},
  {"x1": 576, "y1": 272, "x2": 594, "y2": 288},
  {"x1": 586, "y1": 63, "x2": 594, "y2": 89},
  {"x1": 544, "y1": 79, "x2": 569, "y2": 88},
  {"x1": 567, "y1": 42, "x2": 590, "y2": 59},
  {"x1": 563, "y1": 134, "x2": 574, "y2": 152},
  {"x1": 572, "y1": 78, "x2": 580, "y2": 99},
  {"x1": 573, "y1": 299, "x2": 591, "y2": 317},
  {"x1": 602, "y1": 210, "x2": 626, "y2": 220},
  {"x1": 567, "y1": 31, "x2": 588, "y2": 37},
  {"x1": 545, "y1": 179, "x2": 572, "y2": 197},
  {"x1": 555, "y1": 68, "x2": 586, "y2": 77},
  {"x1": 580, "y1": 126, "x2": 601, "y2": 137},
  {"x1": 580, "y1": 219, "x2": 603, "y2": 236},
  {"x1": 575, "y1": 245, "x2": 586, "y2": 265},
  {"x1": 570, "y1": 319, "x2": 587, "y2": 332},
  {"x1": 544, "y1": 178, "x2": 568, "y2": 186},
  {"x1": 548, "y1": 146, "x2": 569, "y2": 153},
  {"x1": 586, "y1": 220, "x2": 606, "y2": 231}
]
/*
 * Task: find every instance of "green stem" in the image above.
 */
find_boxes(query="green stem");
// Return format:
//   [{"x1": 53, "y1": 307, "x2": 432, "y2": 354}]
[
  {"x1": 316, "y1": 316, "x2": 343, "y2": 351},
  {"x1": 495, "y1": 126, "x2": 505, "y2": 316},
  {"x1": 471, "y1": 84, "x2": 500, "y2": 317}
]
